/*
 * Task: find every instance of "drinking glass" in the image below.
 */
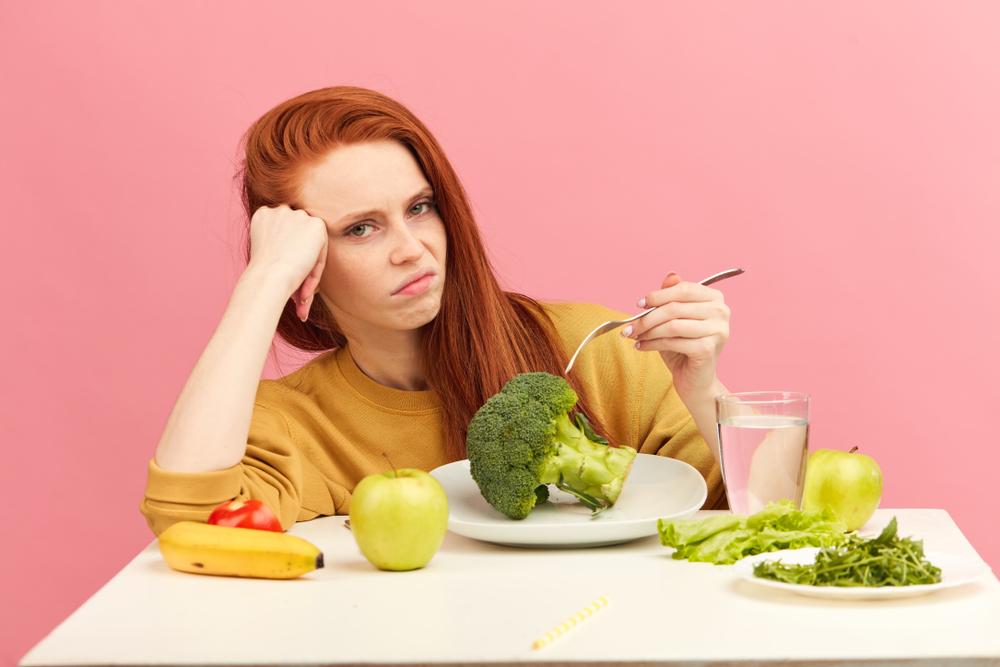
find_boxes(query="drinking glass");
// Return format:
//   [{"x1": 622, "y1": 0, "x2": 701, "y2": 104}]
[{"x1": 716, "y1": 392, "x2": 810, "y2": 515}]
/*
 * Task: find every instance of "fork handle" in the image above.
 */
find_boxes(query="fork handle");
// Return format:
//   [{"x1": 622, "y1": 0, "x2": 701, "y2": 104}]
[{"x1": 698, "y1": 267, "x2": 744, "y2": 287}]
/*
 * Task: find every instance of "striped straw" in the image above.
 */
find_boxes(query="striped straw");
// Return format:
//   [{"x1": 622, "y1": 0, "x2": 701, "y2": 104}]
[{"x1": 531, "y1": 595, "x2": 610, "y2": 650}]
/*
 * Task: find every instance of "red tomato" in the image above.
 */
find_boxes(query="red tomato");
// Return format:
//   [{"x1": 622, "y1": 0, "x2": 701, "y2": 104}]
[{"x1": 207, "y1": 499, "x2": 282, "y2": 532}]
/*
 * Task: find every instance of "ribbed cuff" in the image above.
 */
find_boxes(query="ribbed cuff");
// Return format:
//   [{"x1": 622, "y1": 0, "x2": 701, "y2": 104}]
[{"x1": 143, "y1": 457, "x2": 244, "y2": 504}]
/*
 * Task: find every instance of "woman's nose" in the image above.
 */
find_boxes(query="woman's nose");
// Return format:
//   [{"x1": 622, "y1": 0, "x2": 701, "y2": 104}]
[{"x1": 390, "y1": 226, "x2": 425, "y2": 264}]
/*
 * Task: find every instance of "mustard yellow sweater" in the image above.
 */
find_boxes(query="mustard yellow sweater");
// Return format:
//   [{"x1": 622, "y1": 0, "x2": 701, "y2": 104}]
[{"x1": 139, "y1": 301, "x2": 726, "y2": 536}]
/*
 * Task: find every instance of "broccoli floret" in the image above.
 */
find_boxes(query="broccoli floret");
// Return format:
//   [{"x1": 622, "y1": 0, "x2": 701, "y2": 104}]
[{"x1": 466, "y1": 372, "x2": 638, "y2": 519}]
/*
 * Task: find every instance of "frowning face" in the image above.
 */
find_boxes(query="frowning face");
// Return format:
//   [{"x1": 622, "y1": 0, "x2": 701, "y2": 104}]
[{"x1": 296, "y1": 140, "x2": 448, "y2": 334}]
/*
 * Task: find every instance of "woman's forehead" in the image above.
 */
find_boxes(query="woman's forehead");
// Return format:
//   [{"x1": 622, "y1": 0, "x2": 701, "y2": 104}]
[{"x1": 298, "y1": 141, "x2": 430, "y2": 219}]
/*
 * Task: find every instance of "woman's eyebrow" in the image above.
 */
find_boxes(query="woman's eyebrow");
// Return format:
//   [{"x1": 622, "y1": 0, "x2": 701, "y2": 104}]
[{"x1": 335, "y1": 187, "x2": 434, "y2": 225}]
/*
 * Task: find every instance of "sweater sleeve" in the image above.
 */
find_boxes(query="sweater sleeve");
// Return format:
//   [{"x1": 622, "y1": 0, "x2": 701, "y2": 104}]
[
  {"x1": 631, "y1": 337, "x2": 729, "y2": 511},
  {"x1": 138, "y1": 402, "x2": 340, "y2": 537}
]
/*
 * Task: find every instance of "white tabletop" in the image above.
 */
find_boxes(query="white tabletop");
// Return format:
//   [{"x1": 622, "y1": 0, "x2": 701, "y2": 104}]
[{"x1": 19, "y1": 509, "x2": 1000, "y2": 667}]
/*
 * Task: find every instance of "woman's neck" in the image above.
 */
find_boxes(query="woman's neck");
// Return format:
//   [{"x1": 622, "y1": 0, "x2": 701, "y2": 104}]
[{"x1": 345, "y1": 329, "x2": 428, "y2": 391}]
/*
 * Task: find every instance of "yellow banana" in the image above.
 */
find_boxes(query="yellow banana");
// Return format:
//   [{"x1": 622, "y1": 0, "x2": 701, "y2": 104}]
[{"x1": 158, "y1": 521, "x2": 324, "y2": 579}]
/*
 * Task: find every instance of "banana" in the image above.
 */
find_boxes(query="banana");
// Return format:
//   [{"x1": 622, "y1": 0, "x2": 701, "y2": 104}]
[{"x1": 158, "y1": 521, "x2": 324, "y2": 579}]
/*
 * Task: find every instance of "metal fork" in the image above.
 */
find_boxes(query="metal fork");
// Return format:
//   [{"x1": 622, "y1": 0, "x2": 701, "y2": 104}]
[{"x1": 563, "y1": 268, "x2": 745, "y2": 375}]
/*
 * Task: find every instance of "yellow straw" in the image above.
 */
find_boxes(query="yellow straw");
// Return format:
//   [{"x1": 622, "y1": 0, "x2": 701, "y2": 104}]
[{"x1": 531, "y1": 595, "x2": 610, "y2": 650}]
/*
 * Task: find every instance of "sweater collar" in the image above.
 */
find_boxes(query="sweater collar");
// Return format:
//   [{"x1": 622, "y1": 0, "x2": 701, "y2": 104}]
[{"x1": 333, "y1": 346, "x2": 442, "y2": 412}]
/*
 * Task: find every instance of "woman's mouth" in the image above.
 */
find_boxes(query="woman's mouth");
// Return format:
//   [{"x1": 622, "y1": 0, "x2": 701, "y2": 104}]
[{"x1": 393, "y1": 272, "x2": 436, "y2": 297}]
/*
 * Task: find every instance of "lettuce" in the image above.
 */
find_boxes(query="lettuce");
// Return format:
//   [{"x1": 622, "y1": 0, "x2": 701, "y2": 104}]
[{"x1": 657, "y1": 500, "x2": 849, "y2": 565}]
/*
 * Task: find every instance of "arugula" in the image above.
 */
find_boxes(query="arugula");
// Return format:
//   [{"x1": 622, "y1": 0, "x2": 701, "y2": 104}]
[
  {"x1": 657, "y1": 500, "x2": 848, "y2": 565},
  {"x1": 752, "y1": 517, "x2": 943, "y2": 587}
]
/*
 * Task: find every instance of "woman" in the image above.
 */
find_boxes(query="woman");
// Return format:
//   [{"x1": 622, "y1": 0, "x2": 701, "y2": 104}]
[{"x1": 139, "y1": 85, "x2": 733, "y2": 536}]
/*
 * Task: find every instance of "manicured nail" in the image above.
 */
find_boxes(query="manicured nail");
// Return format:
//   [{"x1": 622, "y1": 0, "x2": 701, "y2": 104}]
[
  {"x1": 637, "y1": 297, "x2": 646, "y2": 308},
  {"x1": 634, "y1": 341, "x2": 641, "y2": 349},
  {"x1": 621, "y1": 325, "x2": 633, "y2": 337}
]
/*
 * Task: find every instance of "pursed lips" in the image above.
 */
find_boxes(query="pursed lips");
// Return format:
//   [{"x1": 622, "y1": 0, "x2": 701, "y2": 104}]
[{"x1": 393, "y1": 270, "x2": 434, "y2": 295}]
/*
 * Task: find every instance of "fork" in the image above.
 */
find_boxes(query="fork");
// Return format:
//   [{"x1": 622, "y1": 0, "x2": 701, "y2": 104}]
[{"x1": 563, "y1": 268, "x2": 745, "y2": 375}]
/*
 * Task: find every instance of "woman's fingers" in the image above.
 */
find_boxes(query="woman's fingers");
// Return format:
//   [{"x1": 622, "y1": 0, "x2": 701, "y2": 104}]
[
  {"x1": 297, "y1": 240, "x2": 328, "y2": 322},
  {"x1": 293, "y1": 289, "x2": 307, "y2": 322},
  {"x1": 633, "y1": 318, "x2": 728, "y2": 342},
  {"x1": 624, "y1": 300, "x2": 729, "y2": 339},
  {"x1": 635, "y1": 336, "x2": 719, "y2": 356},
  {"x1": 641, "y1": 281, "x2": 721, "y2": 310}
]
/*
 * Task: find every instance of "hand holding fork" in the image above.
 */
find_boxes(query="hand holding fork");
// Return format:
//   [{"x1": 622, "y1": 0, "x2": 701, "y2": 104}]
[{"x1": 565, "y1": 268, "x2": 743, "y2": 397}]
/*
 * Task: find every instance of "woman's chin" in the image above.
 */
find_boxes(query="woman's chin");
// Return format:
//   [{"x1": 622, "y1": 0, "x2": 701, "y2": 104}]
[{"x1": 390, "y1": 297, "x2": 441, "y2": 329}]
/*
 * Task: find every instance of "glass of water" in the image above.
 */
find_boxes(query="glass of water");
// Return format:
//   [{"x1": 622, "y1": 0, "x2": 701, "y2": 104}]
[{"x1": 716, "y1": 392, "x2": 810, "y2": 515}]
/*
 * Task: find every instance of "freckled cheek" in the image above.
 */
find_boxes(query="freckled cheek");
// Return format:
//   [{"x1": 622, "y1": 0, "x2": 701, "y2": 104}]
[
  {"x1": 317, "y1": 252, "x2": 376, "y2": 302},
  {"x1": 428, "y1": 221, "x2": 448, "y2": 261}
]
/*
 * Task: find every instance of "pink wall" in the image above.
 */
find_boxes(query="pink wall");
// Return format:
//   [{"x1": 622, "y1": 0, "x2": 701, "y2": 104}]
[{"x1": 3, "y1": 1, "x2": 999, "y2": 664}]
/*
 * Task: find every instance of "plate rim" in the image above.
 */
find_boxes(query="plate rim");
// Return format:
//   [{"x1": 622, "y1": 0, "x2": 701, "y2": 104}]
[
  {"x1": 733, "y1": 547, "x2": 992, "y2": 597},
  {"x1": 428, "y1": 453, "x2": 708, "y2": 541}
]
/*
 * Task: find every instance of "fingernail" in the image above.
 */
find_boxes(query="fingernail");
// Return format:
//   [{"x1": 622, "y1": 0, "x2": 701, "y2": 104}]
[
  {"x1": 621, "y1": 325, "x2": 633, "y2": 337},
  {"x1": 637, "y1": 297, "x2": 646, "y2": 308},
  {"x1": 634, "y1": 341, "x2": 641, "y2": 349}
]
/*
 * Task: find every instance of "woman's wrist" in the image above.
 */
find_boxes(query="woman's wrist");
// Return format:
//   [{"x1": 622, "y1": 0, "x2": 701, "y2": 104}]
[
  {"x1": 675, "y1": 376, "x2": 730, "y2": 466},
  {"x1": 676, "y1": 376, "x2": 729, "y2": 406}
]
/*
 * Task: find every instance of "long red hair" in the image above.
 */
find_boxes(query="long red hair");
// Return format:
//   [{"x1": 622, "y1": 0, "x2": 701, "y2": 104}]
[{"x1": 235, "y1": 85, "x2": 613, "y2": 461}]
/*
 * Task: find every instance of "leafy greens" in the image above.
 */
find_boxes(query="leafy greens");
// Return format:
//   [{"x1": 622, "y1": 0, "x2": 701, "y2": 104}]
[
  {"x1": 752, "y1": 516, "x2": 942, "y2": 587},
  {"x1": 657, "y1": 500, "x2": 848, "y2": 565}
]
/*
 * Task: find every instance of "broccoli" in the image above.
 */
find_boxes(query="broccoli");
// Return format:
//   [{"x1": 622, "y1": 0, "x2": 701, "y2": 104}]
[{"x1": 466, "y1": 371, "x2": 638, "y2": 519}]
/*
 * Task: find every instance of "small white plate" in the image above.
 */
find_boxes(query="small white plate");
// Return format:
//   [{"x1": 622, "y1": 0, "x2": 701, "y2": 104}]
[
  {"x1": 429, "y1": 453, "x2": 708, "y2": 548},
  {"x1": 733, "y1": 547, "x2": 993, "y2": 600}
]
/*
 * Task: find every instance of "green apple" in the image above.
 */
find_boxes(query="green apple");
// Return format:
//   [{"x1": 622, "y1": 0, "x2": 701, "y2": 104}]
[
  {"x1": 800, "y1": 446, "x2": 883, "y2": 531},
  {"x1": 349, "y1": 468, "x2": 449, "y2": 571}
]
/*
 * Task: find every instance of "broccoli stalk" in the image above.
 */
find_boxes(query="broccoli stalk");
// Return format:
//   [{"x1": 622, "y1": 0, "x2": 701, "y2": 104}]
[
  {"x1": 538, "y1": 411, "x2": 634, "y2": 511},
  {"x1": 466, "y1": 372, "x2": 638, "y2": 520}
]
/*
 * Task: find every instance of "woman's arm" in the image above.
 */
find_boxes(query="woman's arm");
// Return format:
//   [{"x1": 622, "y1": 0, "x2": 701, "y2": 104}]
[
  {"x1": 154, "y1": 264, "x2": 297, "y2": 472},
  {"x1": 675, "y1": 377, "x2": 730, "y2": 467},
  {"x1": 628, "y1": 271, "x2": 734, "y2": 468}
]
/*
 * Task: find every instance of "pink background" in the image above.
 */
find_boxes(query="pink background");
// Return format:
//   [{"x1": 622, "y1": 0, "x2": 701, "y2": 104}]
[{"x1": 3, "y1": 1, "x2": 999, "y2": 664}]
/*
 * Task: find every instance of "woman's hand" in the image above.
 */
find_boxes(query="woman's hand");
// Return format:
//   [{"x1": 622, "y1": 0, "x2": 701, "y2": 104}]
[
  {"x1": 623, "y1": 271, "x2": 731, "y2": 398},
  {"x1": 247, "y1": 204, "x2": 329, "y2": 322}
]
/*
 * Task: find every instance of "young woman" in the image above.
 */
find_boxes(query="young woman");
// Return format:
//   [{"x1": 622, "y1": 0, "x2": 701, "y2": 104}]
[{"x1": 139, "y1": 86, "x2": 734, "y2": 535}]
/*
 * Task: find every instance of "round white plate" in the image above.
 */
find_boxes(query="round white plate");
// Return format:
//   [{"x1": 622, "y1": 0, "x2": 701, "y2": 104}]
[
  {"x1": 428, "y1": 453, "x2": 708, "y2": 548},
  {"x1": 733, "y1": 547, "x2": 993, "y2": 600}
]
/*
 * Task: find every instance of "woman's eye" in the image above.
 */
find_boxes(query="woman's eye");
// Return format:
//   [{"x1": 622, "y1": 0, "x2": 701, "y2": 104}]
[
  {"x1": 346, "y1": 223, "x2": 374, "y2": 238},
  {"x1": 345, "y1": 200, "x2": 434, "y2": 238},
  {"x1": 411, "y1": 199, "x2": 435, "y2": 216}
]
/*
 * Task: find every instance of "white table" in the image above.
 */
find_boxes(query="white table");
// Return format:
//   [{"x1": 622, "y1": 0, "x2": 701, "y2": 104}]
[{"x1": 19, "y1": 509, "x2": 1000, "y2": 667}]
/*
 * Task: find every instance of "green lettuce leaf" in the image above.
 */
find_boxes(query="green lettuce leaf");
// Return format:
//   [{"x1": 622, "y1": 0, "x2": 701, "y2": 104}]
[
  {"x1": 657, "y1": 500, "x2": 849, "y2": 565},
  {"x1": 658, "y1": 514, "x2": 743, "y2": 549}
]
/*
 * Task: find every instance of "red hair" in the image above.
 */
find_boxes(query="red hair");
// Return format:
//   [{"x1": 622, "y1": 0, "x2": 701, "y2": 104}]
[{"x1": 235, "y1": 85, "x2": 613, "y2": 461}]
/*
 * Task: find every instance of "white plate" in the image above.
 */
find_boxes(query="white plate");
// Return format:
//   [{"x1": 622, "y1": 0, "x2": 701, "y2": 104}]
[
  {"x1": 733, "y1": 547, "x2": 993, "y2": 600},
  {"x1": 428, "y1": 453, "x2": 708, "y2": 548}
]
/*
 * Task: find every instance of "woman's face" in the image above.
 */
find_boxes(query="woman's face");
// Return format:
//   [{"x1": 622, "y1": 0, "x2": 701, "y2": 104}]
[{"x1": 296, "y1": 140, "x2": 448, "y2": 335}]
